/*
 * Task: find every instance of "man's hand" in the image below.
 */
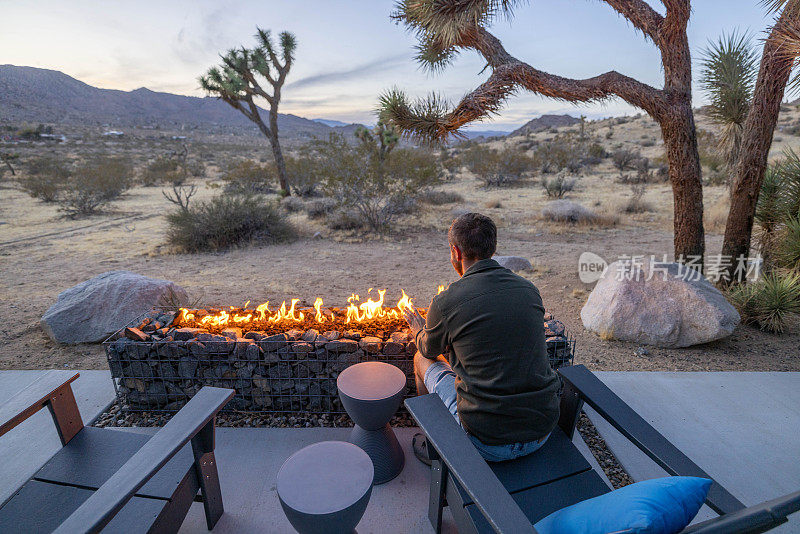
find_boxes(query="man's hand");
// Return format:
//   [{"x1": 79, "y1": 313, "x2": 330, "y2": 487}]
[{"x1": 403, "y1": 307, "x2": 426, "y2": 335}]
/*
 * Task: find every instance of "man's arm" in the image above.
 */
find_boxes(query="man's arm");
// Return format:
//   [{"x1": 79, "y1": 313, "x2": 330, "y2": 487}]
[{"x1": 405, "y1": 299, "x2": 448, "y2": 360}]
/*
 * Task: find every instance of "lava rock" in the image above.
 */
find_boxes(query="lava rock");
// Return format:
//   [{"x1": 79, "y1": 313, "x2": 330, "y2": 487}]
[
  {"x1": 359, "y1": 336, "x2": 382, "y2": 354},
  {"x1": 325, "y1": 339, "x2": 359, "y2": 352}
]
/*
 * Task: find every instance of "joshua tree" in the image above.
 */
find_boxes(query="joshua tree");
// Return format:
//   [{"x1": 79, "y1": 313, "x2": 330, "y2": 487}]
[
  {"x1": 200, "y1": 28, "x2": 296, "y2": 195},
  {"x1": 720, "y1": 0, "x2": 800, "y2": 284},
  {"x1": 355, "y1": 120, "x2": 400, "y2": 162},
  {"x1": 700, "y1": 31, "x2": 759, "y2": 191},
  {"x1": 381, "y1": 0, "x2": 706, "y2": 265},
  {"x1": 0, "y1": 152, "x2": 18, "y2": 177}
]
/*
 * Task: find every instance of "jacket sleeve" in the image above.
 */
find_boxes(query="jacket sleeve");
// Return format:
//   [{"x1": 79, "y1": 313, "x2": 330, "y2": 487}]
[{"x1": 415, "y1": 298, "x2": 448, "y2": 359}]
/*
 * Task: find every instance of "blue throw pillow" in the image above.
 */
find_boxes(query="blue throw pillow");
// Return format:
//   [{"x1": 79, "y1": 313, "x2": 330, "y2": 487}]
[{"x1": 533, "y1": 476, "x2": 711, "y2": 534}]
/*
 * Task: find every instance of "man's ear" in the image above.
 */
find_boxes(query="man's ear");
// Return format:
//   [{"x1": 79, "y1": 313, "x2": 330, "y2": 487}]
[{"x1": 452, "y1": 244, "x2": 463, "y2": 261}]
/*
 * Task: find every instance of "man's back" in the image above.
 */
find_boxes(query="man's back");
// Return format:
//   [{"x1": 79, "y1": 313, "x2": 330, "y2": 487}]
[{"x1": 420, "y1": 258, "x2": 560, "y2": 445}]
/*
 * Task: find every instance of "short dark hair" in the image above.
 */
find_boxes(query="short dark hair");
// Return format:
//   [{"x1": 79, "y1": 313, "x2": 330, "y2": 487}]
[{"x1": 448, "y1": 213, "x2": 497, "y2": 260}]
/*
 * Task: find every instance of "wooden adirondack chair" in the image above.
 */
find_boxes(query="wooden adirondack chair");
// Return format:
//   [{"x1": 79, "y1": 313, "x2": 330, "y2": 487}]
[
  {"x1": 406, "y1": 364, "x2": 800, "y2": 533},
  {"x1": 0, "y1": 371, "x2": 234, "y2": 533}
]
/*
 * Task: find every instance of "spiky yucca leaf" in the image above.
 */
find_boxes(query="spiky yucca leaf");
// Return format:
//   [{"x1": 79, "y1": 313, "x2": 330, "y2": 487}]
[
  {"x1": 699, "y1": 31, "x2": 758, "y2": 170},
  {"x1": 378, "y1": 88, "x2": 459, "y2": 145},
  {"x1": 777, "y1": 217, "x2": 800, "y2": 271},
  {"x1": 727, "y1": 272, "x2": 800, "y2": 333},
  {"x1": 394, "y1": 0, "x2": 521, "y2": 55}
]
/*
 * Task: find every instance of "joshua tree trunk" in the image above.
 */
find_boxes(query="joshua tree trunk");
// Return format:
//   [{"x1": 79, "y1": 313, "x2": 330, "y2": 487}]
[
  {"x1": 662, "y1": 110, "x2": 705, "y2": 261},
  {"x1": 721, "y1": 4, "x2": 799, "y2": 284},
  {"x1": 269, "y1": 104, "x2": 289, "y2": 193}
]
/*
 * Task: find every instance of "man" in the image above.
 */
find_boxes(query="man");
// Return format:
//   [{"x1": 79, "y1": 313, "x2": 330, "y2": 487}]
[{"x1": 403, "y1": 213, "x2": 560, "y2": 463}]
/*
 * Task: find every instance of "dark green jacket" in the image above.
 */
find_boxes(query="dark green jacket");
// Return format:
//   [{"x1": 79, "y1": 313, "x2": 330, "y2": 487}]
[{"x1": 417, "y1": 258, "x2": 560, "y2": 445}]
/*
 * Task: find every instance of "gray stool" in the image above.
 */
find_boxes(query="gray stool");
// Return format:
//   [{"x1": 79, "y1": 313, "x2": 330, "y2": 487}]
[
  {"x1": 337, "y1": 361, "x2": 406, "y2": 484},
  {"x1": 277, "y1": 441, "x2": 373, "y2": 534}
]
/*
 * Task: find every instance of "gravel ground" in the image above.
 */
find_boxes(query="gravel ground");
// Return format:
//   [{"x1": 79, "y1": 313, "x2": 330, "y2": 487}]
[
  {"x1": 93, "y1": 403, "x2": 633, "y2": 489},
  {"x1": 577, "y1": 412, "x2": 634, "y2": 489}
]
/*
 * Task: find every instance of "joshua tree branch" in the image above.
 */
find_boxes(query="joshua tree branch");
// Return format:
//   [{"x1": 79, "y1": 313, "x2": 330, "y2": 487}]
[
  {"x1": 396, "y1": 26, "x2": 666, "y2": 140},
  {"x1": 603, "y1": 0, "x2": 664, "y2": 43}
]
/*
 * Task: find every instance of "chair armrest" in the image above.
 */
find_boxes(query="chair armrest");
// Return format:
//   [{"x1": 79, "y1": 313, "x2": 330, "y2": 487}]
[
  {"x1": 405, "y1": 394, "x2": 537, "y2": 534},
  {"x1": 0, "y1": 371, "x2": 81, "y2": 443},
  {"x1": 680, "y1": 490, "x2": 800, "y2": 533},
  {"x1": 558, "y1": 365, "x2": 746, "y2": 515},
  {"x1": 53, "y1": 386, "x2": 234, "y2": 534}
]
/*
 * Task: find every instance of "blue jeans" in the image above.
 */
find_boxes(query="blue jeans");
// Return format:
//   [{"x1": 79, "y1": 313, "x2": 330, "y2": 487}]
[{"x1": 423, "y1": 360, "x2": 550, "y2": 462}]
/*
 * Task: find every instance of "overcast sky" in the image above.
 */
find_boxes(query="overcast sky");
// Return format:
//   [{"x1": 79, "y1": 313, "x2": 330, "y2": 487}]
[{"x1": 0, "y1": 0, "x2": 776, "y2": 130}]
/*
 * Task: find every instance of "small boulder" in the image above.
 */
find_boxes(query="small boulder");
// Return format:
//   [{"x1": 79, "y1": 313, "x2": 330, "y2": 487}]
[
  {"x1": 40, "y1": 271, "x2": 188, "y2": 344},
  {"x1": 493, "y1": 256, "x2": 533, "y2": 272},
  {"x1": 580, "y1": 260, "x2": 740, "y2": 348}
]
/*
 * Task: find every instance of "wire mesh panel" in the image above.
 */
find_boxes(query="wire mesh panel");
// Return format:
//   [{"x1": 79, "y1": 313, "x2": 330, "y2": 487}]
[{"x1": 104, "y1": 309, "x2": 575, "y2": 414}]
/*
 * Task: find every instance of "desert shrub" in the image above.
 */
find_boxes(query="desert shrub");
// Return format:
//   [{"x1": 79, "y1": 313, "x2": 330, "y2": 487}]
[
  {"x1": 439, "y1": 149, "x2": 462, "y2": 178},
  {"x1": 727, "y1": 273, "x2": 800, "y2": 333},
  {"x1": 464, "y1": 145, "x2": 533, "y2": 187},
  {"x1": 141, "y1": 156, "x2": 181, "y2": 186},
  {"x1": 57, "y1": 157, "x2": 133, "y2": 217},
  {"x1": 222, "y1": 160, "x2": 274, "y2": 194},
  {"x1": 533, "y1": 135, "x2": 587, "y2": 174},
  {"x1": 18, "y1": 156, "x2": 71, "y2": 201},
  {"x1": 785, "y1": 122, "x2": 800, "y2": 136},
  {"x1": 281, "y1": 195, "x2": 305, "y2": 213},
  {"x1": 587, "y1": 143, "x2": 607, "y2": 159},
  {"x1": 541, "y1": 173, "x2": 577, "y2": 198},
  {"x1": 306, "y1": 197, "x2": 337, "y2": 219},
  {"x1": 313, "y1": 133, "x2": 441, "y2": 232},
  {"x1": 611, "y1": 148, "x2": 640, "y2": 173},
  {"x1": 16, "y1": 123, "x2": 52, "y2": 140},
  {"x1": 621, "y1": 184, "x2": 652, "y2": 213},
  {"x1": 420, "y1": 189, "x2": 465, "y2": 205},
  {"x1": 326, "y1": 208, "x2": 365, "y2": 230},
  {"x1": 541, "y1": 199, "x2": 597, "y2": 223},
  {"x1": 166, "y1": 193, "x2": 295, "y2": 252},
  {"x1": 186, "y1": 160, "x2": 206, "y2": 177},
  {"x1": 286, "y1": 153, "x2": 319, "y2": 197}
]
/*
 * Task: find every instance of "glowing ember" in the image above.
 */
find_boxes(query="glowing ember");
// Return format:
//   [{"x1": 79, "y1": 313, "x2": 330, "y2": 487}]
[{"x1": 174, "y1": 289, "x2": 426, "y2": 336}]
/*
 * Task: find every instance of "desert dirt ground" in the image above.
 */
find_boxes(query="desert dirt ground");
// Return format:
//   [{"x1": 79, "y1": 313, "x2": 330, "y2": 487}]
[{"x1": 2, "y1": 116, "x2": 799, "y2": 373}]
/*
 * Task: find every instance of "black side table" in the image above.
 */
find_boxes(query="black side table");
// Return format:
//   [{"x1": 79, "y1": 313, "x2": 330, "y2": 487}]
[
  {"x1": 277, "y1": 440, "x2": 373, "y2": 534},
  {"x1": 337, "y1": 361, "x2": 406, "y2": 484}
]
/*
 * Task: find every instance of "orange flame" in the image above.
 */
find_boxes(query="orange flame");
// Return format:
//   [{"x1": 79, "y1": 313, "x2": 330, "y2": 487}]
[{"x1": 175, "y1": 289, "x2": 432, "y2": 331}]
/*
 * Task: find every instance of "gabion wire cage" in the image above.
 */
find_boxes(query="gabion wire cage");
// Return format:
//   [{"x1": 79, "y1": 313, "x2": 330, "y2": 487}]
[{"x1": 104, "y1": 310, "x2": 576, "y2": 414}]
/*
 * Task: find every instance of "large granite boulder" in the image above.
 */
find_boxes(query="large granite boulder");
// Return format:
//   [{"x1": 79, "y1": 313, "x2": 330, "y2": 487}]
[
  {"x1": 41, "y1": 271, "x2": 188, "y2": 344},
  {"x1": 580, "y1": 260, "x2": 740, "y2": 348},
  {"x1": 493, "y1": 256, "x2": 533, "y2": 272}
]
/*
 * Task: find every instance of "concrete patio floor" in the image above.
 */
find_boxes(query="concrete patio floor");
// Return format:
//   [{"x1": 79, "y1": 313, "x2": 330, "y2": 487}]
[
  {"x1": 588, "y1": 371, "x2": 800, "y2": 533},
  {"x1": 1, "y1": 370, "x2": 798, "y2": 532}
]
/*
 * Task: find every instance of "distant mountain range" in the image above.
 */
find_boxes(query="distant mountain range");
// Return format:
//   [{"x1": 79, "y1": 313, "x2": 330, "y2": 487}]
[
  {"x1": 509, "y1": 114, "x2": 581, "y2": 136},
  {"x1": 0, "y1": 65, "x2": 363, "y2": 140}
]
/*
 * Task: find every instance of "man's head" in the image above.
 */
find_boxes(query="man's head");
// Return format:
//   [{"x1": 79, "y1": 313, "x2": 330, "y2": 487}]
[{"x1": 448, "y1": 213, "x2": 497, "y2": 276}]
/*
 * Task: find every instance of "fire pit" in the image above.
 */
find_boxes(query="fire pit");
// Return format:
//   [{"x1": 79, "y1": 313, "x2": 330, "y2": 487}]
[{"x1": 104, "y1": 289, "x2": 575, "y2": 414}]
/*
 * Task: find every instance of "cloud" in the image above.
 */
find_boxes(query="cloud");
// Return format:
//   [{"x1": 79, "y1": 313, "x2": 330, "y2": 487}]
[{"x1": 286, "y1": 54, "x2": 408, "y2": 90}]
